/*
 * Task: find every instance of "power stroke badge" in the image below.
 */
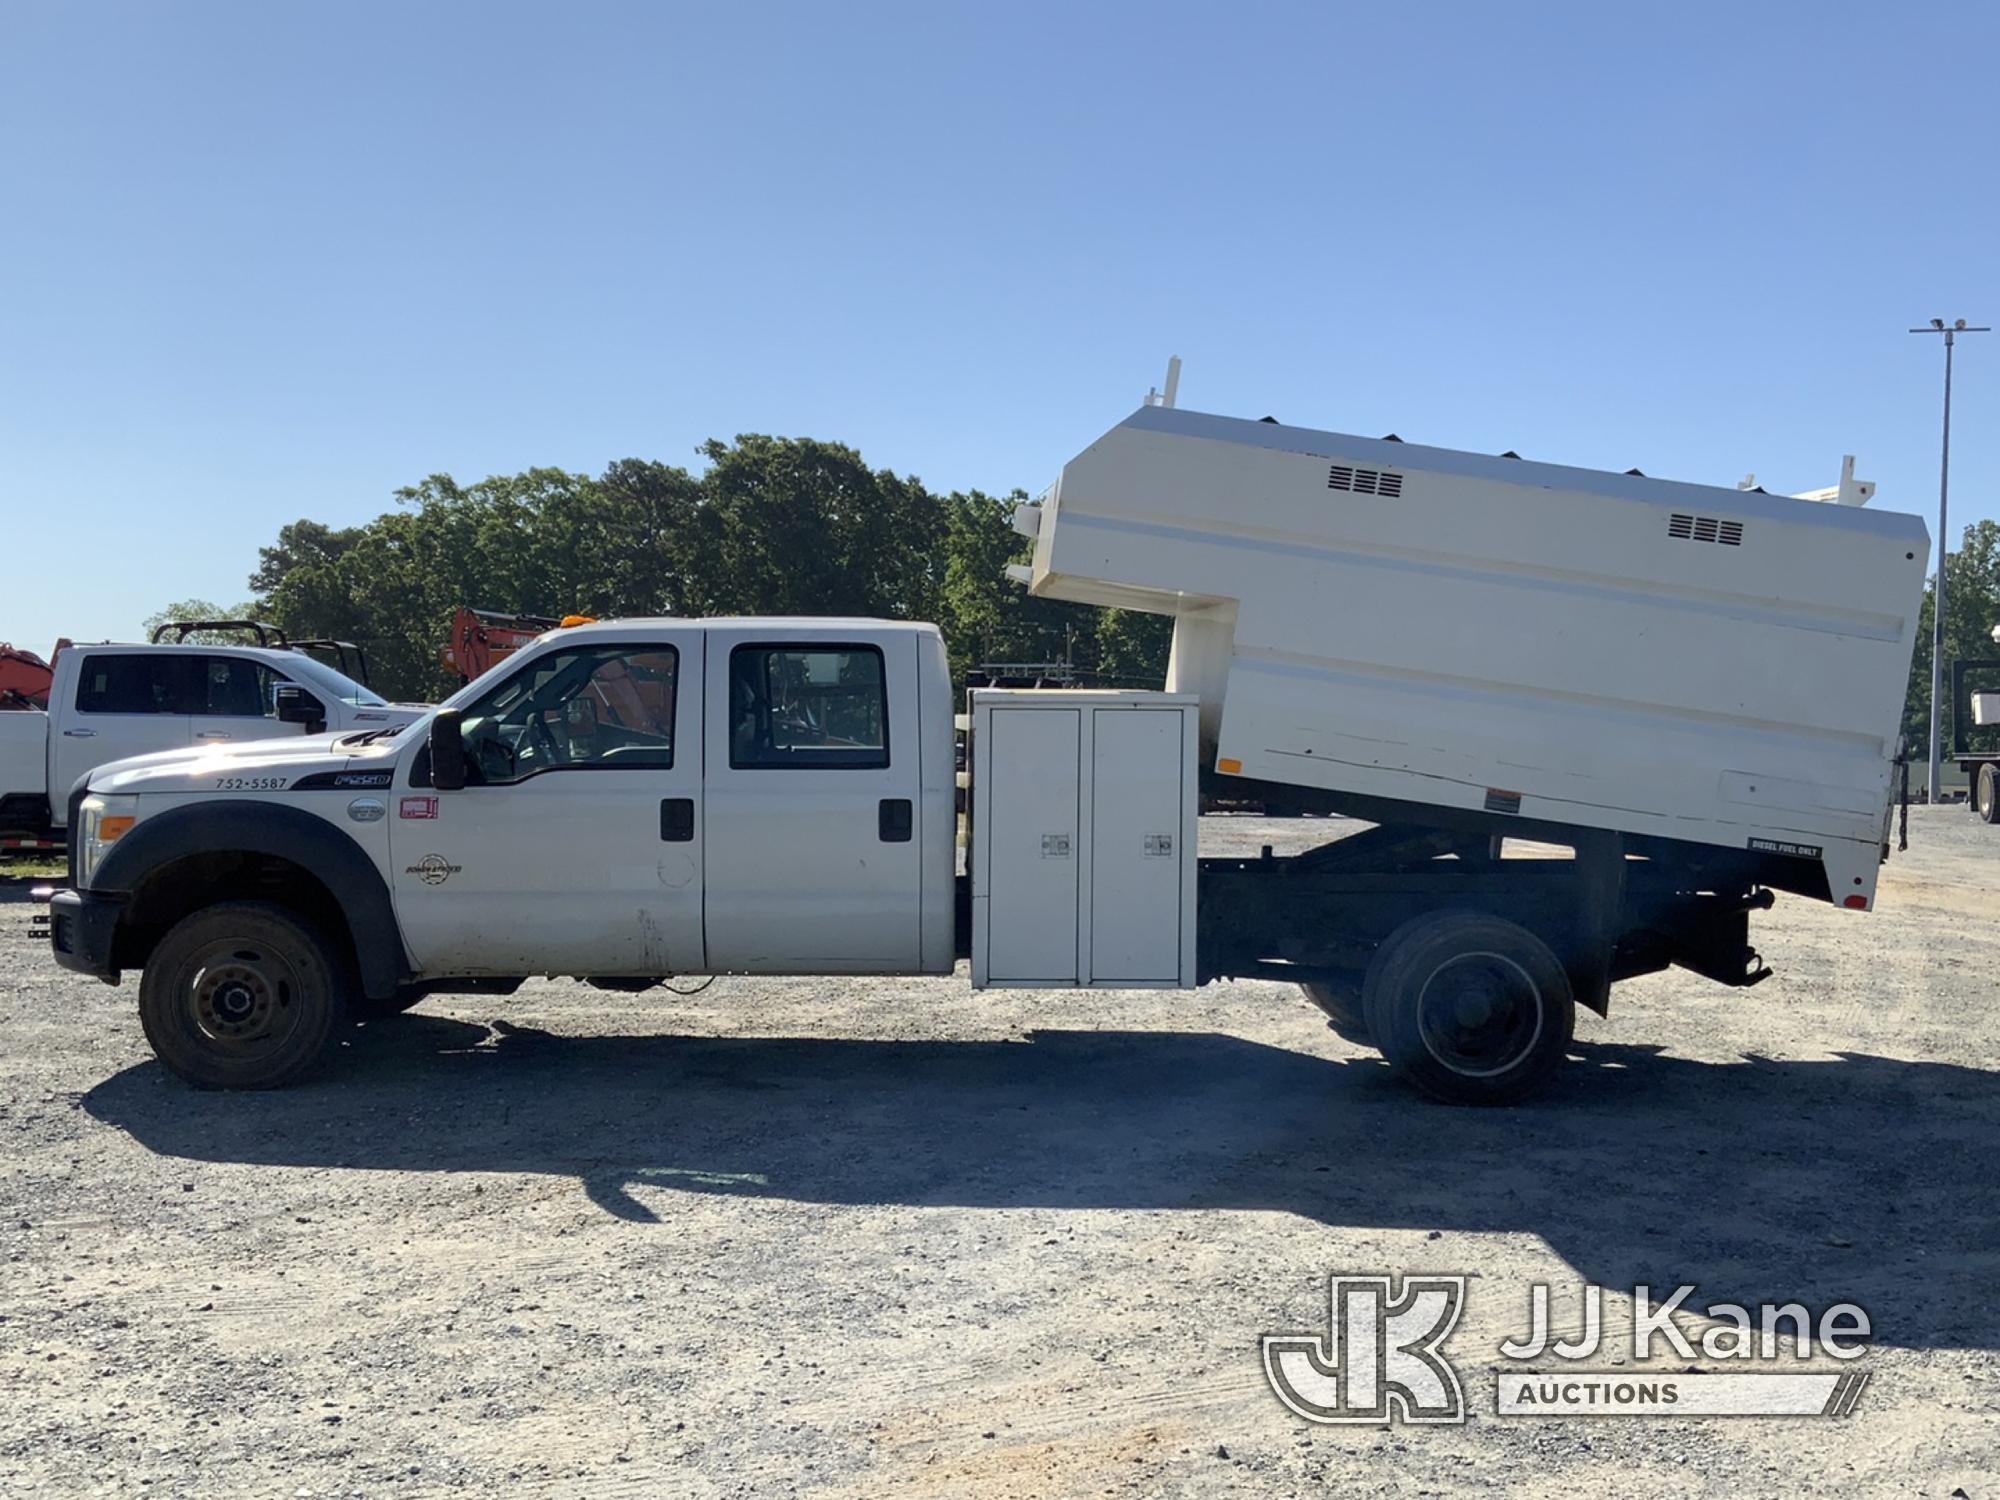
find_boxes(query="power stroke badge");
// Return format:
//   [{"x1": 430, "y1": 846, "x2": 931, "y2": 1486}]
[{"x1": 404, "y1": 854, "x2": 462, "y2": 886}]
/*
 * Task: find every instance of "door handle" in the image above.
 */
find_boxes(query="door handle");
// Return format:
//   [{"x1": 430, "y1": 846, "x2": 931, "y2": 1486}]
[
  {"x1": 660, "y1": 797, "x2": 695, "y2": 842},
  {"x1": 62, "y1": 728, "x2": 96, "y2": 738},
  {"x1": 878, "y1": 797, "x2": 913, "y2": 843},
  {"x1": 195, "y1": 731, "x2": 231, "y2": 740}
]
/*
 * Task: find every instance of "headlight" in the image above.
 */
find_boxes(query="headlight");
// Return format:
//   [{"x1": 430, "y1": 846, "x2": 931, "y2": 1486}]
[{"x1": 76, "y1": 794, "x2": 139, "y2": 888}]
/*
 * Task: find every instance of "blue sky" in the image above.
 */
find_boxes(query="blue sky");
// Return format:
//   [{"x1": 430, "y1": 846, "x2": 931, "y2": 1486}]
[{"x1": 2, "y1": 0, "x2": 1994, "y2": 658}]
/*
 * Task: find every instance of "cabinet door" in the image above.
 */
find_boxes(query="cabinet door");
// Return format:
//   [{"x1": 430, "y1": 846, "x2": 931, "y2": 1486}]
[
  {"x1": 983, "y1": 707, "x2": 1080, "y2": 983},
  {"x1": 1089, "y1": 709, "x2": 1185, "y2": 982}
]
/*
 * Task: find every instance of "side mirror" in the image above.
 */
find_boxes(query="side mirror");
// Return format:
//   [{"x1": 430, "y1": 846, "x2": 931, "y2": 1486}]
[
  {"x1": 430, "y1": 708, "x2": 467, "y2": 791},
  {"x1": 274, "y1": 684, "x2": 327, "y2": 733}
]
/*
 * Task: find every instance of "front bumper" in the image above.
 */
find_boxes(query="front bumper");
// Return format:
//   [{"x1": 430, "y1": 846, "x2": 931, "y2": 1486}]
[{"x1": 48, "y1": 888, "x2": 123, "y2": 984}]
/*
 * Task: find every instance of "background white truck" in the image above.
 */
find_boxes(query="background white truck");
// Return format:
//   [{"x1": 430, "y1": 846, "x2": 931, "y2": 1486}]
[
  {"x1": 46, "y1": 406, "x2": 1928, "y2": 1103},
  {"x1": 1, "y1": 639, "x2": 419, "y2": 840}
]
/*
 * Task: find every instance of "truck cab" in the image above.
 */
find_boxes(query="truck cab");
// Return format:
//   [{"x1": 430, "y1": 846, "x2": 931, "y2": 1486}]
[
  {"x1": 397, "y1": 617, "x2": 956, "y2": 978},
  {"x1": 0, "y1": 641, "x2": 422, "y2": 839},
  {"x1": 48, "y1": 619, "x2": 958, "y2": 1088}
]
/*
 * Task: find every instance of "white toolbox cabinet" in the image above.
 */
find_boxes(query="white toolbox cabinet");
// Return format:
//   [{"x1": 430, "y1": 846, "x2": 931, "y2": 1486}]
[{"x1": 968, "y1": 690, "x2": 1198, "y2": 989}]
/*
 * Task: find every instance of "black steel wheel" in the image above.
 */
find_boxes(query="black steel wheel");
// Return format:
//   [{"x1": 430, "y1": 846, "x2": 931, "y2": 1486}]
[
  {"x1": 1362, "y1": 910, "x2": 1574, "y2": 1104},
  {"x1": 138, "y1": 901, "x2": 349, "y2": 1089}
]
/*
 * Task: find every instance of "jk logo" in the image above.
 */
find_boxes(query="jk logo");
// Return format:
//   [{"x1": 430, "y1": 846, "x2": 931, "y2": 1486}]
[{"x1": 1263, "y1": 1275, "x2": 1468, "y2": 1425}]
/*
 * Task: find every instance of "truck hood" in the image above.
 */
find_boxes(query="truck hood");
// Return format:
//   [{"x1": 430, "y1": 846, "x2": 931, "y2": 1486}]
[{"x1": 87, "y1": 729, "x2": 413, "y2": 796}]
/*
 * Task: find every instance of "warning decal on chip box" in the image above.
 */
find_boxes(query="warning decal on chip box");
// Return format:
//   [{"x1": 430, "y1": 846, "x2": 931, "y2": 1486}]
[{"x1": 1748, "y1": 836, "x2": 1822, "y2": 859}]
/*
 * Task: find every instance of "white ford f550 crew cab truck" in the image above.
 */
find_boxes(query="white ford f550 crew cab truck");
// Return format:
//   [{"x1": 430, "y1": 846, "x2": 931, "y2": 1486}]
[
  {"x1": 2, "y1": 641, "x2": 422, "y2": 841},
  {"x1": 47, "y1": 406, "x2": 1928, "y2": 1103}
]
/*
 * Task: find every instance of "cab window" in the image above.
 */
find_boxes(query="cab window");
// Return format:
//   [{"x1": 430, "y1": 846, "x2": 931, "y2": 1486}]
[
  {"x1": 729, "y1": 645, "x2": 888, "y2": 769},
  {"x1": 457, "y1": 645, "x2": 678, "y2": 784},
  {"x1": 74, "y1": 655, "x2": 190, "y2": 715},
  {"x1": 197, "y1": 656, "x2": 283, "y2": 717}
]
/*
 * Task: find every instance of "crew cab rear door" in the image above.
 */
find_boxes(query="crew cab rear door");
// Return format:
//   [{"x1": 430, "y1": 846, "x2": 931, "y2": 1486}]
[
  {"x1": 700, "y1": 627, "x2": 924, "y2": 973},
  {"x1": 52, "y1": 650, "x2": 194, "y2": 796}
]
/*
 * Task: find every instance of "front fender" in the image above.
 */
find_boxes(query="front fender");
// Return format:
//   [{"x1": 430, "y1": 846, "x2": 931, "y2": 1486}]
[{"x1": 91, "y1": 800, "x2": 410, "y2": 999}]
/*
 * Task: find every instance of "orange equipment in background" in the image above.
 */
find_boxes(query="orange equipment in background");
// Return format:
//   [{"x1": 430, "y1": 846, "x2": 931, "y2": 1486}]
[
  {"x1": 439, "y1": 608, "x2": 597, "y2": 686},
  {"x1": 0, "y1": 642, "x2": 66, "y2": 711}
]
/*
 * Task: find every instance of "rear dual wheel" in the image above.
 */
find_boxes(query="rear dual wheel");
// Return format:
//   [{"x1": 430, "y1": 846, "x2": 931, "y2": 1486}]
[
  {"x1": 1977, "y1": 763, "x2": 1999, "y2": 824},
  {"x1": 1361, "y1": 911, "x2": 1574, "y2": 1105}
]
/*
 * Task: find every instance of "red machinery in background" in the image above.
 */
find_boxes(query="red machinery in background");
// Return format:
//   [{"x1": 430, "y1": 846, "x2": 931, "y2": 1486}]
[
  {"x1": 0, "y1": 642, "x2": 66, "y2": 711},
  {"x1": 440, "y1": 607, "x2": 595, "y2": 686}
]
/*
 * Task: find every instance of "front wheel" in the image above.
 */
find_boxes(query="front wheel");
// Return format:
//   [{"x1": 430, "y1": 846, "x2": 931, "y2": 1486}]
[
  {"x1": 138, "y1": 901, "x2": 350, "y2": 1089},
  {"x1": 1978, "y1": 764, "x2": 1999, "y2": 824},
  {"x1": 1362, "y1": 911, "x2": 1574, "y2": 1105}
]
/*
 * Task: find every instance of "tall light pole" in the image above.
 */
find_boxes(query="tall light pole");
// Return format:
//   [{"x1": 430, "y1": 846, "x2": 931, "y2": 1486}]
[{"x1": 1909, "y1": 318, "x2": 1988, "y2": 802}]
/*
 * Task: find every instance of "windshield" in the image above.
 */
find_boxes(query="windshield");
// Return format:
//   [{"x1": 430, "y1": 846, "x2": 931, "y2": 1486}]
[
  {"x1": 456, "y1": 644, "x2": 678, "y2": 783},
  {"x1": 282, "y1": 653, "x2": 389, "y2": 707}
]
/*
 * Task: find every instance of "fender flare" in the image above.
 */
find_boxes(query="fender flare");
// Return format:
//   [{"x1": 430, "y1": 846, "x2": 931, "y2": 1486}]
[{"x1": 93, "y1": 800, "x2": 410, "y2": 999}]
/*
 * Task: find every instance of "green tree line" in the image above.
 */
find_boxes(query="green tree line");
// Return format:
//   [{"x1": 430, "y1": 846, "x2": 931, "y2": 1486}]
[{"x1": 147, "y1": 435, "x2": 1171, "y2": 703}]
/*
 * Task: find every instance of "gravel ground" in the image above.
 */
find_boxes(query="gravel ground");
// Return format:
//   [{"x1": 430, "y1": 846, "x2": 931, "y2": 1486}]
[{"x1": 3, "y1": 810, "x2": 1998, "y2": 1498}]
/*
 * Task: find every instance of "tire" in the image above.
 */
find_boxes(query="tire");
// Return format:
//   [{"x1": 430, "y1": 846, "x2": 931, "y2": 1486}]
[
  {"x1": 1300, "y1": 974, "x2": 1371, "y2": 1042},
  {"x1": 1978, "y1": 764, "x2": 1999, "y2": 824},
  {"x1": 137, "y1": 901, "x2": 350, "y2": 1089},
  {"x1": 1361, "y1": 910, "x2": 1574, "y2": 1105}
]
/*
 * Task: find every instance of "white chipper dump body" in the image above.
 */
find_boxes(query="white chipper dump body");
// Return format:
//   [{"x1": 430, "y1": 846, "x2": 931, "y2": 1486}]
[{"x1": 1022, "y1": 406, "x2": 1929, "y2": 910}]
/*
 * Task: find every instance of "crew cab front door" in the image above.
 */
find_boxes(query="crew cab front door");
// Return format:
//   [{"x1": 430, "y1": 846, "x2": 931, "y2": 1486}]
[
  {"x1": 186, "y1": 654, "x2": 296, "y2": 750},
  {"x1": 700, "y1": 629, "x2": 923, "y2": 973},
  {"x1": 390, "y1": 635, "x2": 704, "y2": 978}
]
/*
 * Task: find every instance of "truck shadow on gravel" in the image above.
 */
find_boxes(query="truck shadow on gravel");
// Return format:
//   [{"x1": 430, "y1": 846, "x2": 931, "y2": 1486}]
[{"x1": 81, "y1": 1015, "x2": 2000, "y2": 1352}]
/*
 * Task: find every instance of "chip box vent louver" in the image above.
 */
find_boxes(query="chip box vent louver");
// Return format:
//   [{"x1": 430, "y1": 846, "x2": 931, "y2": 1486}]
[
  {"x1": 1327, "y1": 463, "x2": 1404, "y2": 497},
  {"x1": 1667, "y1": 512, "x2": 1745, "y2": 546}
]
